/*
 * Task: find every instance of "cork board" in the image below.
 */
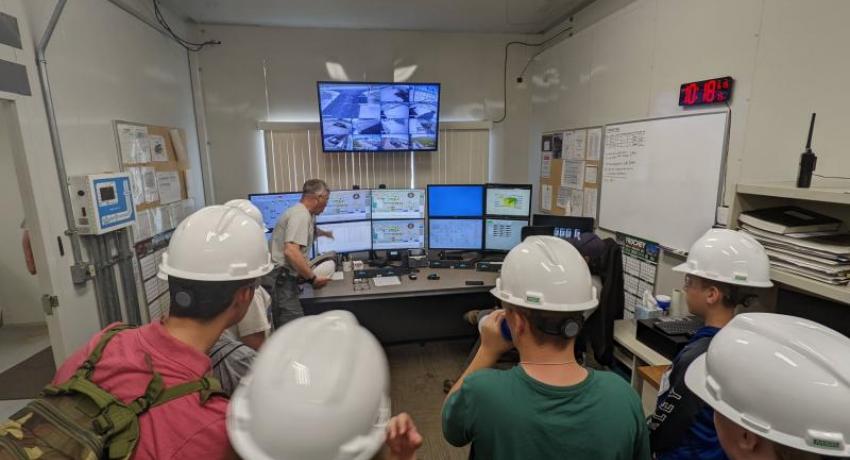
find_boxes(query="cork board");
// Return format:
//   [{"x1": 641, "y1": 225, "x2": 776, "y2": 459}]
[{"x1": 538, "y1": 127, "x2": 603, "y2": 220}]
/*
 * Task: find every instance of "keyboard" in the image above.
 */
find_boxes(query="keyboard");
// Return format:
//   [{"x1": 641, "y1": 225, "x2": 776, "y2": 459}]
[
  {"x1": 654, "y1": 316, "x2": 704, "y2": 337},
  {"x1": 372, "y1": 276, "x2": 401, "y2": 287},
  {"x1": 353, "y1": 267, "x2": 409, "y2": 279}
]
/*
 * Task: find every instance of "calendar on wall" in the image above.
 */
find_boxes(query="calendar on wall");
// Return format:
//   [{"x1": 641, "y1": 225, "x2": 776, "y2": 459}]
[{"x1": 617, "y1": 233, "x2": 660, "y2": 319}]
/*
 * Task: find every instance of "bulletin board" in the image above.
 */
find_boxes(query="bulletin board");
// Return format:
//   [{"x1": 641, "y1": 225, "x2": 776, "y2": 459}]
[
  {"x1": 113, "y1": 120, "x2": 197, "y2": 322},
  {"x1": 538, "y1": 127, "x2": 603, "y2": 220}
]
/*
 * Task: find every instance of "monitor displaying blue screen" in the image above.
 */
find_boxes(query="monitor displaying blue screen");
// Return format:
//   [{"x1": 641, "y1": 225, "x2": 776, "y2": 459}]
[
  {"x1": 249, "y1": 192, "x2": 302, "y2": 230},
  {"x1": 318, "y1": 82, "x2": 440, "y2": 152},
  {"x1": 428, "y1": 219, "x2": 483, "y2": 250},
  {"x1": 316, "y1": 190, "x2": 372, "y2": 223},
  {"x1": 427, "y1": 185, "x2": 484, "y2": 218}
]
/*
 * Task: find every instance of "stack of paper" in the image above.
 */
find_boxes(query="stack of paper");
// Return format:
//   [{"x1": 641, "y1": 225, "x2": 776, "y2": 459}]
[{"x1": 740, "y1": 223, "x2": 850, "y2": 285}]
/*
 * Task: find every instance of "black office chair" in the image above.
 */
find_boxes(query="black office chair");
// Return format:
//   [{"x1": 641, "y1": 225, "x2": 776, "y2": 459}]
[{"x1": 521, "y1": 225, "x2": 555, "y2": 241}]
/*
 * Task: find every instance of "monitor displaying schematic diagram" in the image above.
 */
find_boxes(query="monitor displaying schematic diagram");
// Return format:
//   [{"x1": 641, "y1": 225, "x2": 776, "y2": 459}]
[
  {"x1": 485, "y1": 184, "x2": 532, "y2": 218},
  {"x1": 315, "y1": 220, "x2": 372, "y2": 254},
  {"x1": 249, "y1": 192, "x2": 302, "y2": 230},
  {"x1": 484, "y1": 218, "x2": 527, "y2": 252},
  {"x1": 428, "y1": 218, "x2": 483, "y2": 250},
  {"x1": 371, "y1": 189, "x2": 425, "y2": 219},
  {"x1": 317, "y1": 190, "x2": 372, "y2": 223},
  {"x1": 372, "y1": 219, "x2": 425, "y2": 250}
]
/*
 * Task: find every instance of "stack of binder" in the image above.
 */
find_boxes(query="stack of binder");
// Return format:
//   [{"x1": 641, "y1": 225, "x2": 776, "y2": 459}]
[{"x1": 738, "y1": 206, "x2": 850, "y2": 285}]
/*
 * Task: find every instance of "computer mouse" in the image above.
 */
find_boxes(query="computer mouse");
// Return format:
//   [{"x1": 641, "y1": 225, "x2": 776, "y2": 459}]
[
  {"x1": 408, "y1": 274, "x2": 417, "y2": 280},
  {"x1": 427, "y1": 273, "x2": 440, "y2": 280}
]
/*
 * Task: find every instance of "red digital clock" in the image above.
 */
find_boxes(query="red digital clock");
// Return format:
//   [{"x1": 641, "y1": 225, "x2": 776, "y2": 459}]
[{"x1": 679, "y1": 77, "x2": 733, "y2": 106}]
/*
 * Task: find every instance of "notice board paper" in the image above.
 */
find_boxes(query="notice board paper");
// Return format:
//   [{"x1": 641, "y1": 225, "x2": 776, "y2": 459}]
[
  {"x1": 562, "y1": 131, "x2": 575, "y2": 160},
  {"x1": 156, "y1": 171, "x2": 182, "y2": 204},
  {"x1": 556, "y1": 187, "x2": 570, "y2": 209},
  {"x1": 568, "y1": 130, "x2": 587, "y2": 161},
  {"x1": 132, "y1": 209, "x2": 153, "y2": 242},
  {"x1": 170, "y1": 129, "x2": 189, "y2": 166},
  {"x1": 569, "y1": 189, "x2": 584, "y2": 216},
  {"x1": 139, "y1": 253, "x2": 158, "y2": 280},
  {"x1": 127, "y1": 167, "x2": 144, "y2": 207},
  {"x1": 142, "y1": 167, "x2": 159, "y2": 203},
  {"x1": 150, "y1": 135, "x2": 168, "y2": 162},
  {"x1": 587, "y1": 128, "x2": 602, "y2": 161},
  {"x1": 541, "y1": 135, "x2": 552, "y2": 152},
  {"x1": 541, "y1": 152, "x2": 552, "y2": 178},
  {"x1": 561, "y1": 160, "x2": 585, "y2": 189},
  {"x1": 583, "y1": 188, "x2": 598, "y2": 218},
  {"x1": 117, "y1": 123, "x2": 150, "y2": 164},
  {"x1": 541, "y1": 184, "x2": 552, "y2": 211},
  {"x1": 585, "y1": 165, "x2": 598, "y2": 185}
]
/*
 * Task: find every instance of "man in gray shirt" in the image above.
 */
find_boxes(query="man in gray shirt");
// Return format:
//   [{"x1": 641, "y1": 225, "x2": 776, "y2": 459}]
[{"x1": 271, "y1": 178, "x2": 333, "y2": 327}]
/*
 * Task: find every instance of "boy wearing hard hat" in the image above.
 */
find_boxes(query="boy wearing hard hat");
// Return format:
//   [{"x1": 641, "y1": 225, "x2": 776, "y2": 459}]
[
  {"x1": 685, "y1": 313, "x2": 850, "y2": 460},
  {"x1": 227, "y1": 310, "x2": 423, "y2": 460},
  {"x1": 442, "y1": 236, "x2": 650, "y2": 459},
  {"x1": 48, "y1": 205, "x2": 274, "y2": 459},
  {"x1": 649, "y1": 229, "x2": 773, "y2": 460}
]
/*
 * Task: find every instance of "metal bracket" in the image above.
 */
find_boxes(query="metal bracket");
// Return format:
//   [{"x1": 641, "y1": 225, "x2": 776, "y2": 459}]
[
  {"x1": 70, "y1": 262, "x2": 93, "y2": 284},
  {"x1": 41, "y1": 294, "x2": 59, "y2": 316}
]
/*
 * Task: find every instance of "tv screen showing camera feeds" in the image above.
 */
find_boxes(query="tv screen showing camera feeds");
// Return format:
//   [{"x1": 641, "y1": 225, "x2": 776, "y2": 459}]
[{"x1": 318, "y1": 82, "x2": 440, "y2": 152}]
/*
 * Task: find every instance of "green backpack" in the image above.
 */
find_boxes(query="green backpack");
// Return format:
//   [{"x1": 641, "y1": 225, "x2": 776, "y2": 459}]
[{"x1": 0, "y1": 324, "x2": 224, "y2": 460}]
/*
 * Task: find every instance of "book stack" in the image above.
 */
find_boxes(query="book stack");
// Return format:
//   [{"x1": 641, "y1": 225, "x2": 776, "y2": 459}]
[{"x1": 738, "y1": 206, "x2": 850, "y2": 285}]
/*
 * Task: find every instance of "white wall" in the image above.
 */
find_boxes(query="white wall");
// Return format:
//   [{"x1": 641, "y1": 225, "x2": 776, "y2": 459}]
[
  {"x1": 527, "y1": 0, "x2": 850, "y2": 296},
  {"x1": 0, "y1": 106, "x2": 43, "y2": 325},
  {"x1": 0, "y1": 0, "x2": 204, "y2": 360},
  {"x1": 195, "y1": 24, "x2": 535, "y2": 202}
]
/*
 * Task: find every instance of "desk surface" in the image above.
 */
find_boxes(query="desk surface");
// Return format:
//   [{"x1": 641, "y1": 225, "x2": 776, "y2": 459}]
[
  {"x1": 613, "y1": 319, "x2": 671, "y2": 366},
  {"x1": 637, "y1": 365, "x2": 670, "y2": 390},
  {"x1": 301, "y1": 268, "x2": 499, "y2": 303}
]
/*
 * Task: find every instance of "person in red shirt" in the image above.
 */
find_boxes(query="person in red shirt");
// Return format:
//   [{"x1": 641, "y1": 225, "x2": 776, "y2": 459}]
[{"x1": 53, "y1": 205, "x2": 274, "y2": 460}]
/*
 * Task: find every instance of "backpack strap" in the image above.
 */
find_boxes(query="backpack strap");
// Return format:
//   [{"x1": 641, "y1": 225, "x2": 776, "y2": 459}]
[{"x1": 75, "y1": 324, "x2": 135, "y2": 379}]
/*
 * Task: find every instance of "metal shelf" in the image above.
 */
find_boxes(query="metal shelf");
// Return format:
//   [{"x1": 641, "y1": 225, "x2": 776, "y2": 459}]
[
  {"x1": 737, "y1": 182, "x2": 850, "y2": 205},
  {"x1": 769, "y1": 268, "x2": 850, "y2": 305}
]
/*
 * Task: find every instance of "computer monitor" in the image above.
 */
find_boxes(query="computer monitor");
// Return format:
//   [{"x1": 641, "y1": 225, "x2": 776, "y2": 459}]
[
  {"x1": 485, "y1": 184, "x2": 532, "y2": 218},
  {"x1": 371, "y1": 189, "x2": 426, "y2": 219},
  {"x1": 485, "y1": 218, "x2": 527, "y2": 252},
  {"x1": 428, "y1": 219, "x2": 483, "y2": 250},
  {"x1": 532, "y1": 214, "x2": 594, "y2": 240},
  {"x1": 316, "y1": 189, "x2": 372, "y2": 223},
  {"x1": 315, "y1": 220, "x2": 372, "y2": 254},
  {"x1": 427, "y1": 184, "x2": 484, "y2": 218},
  {"x1": 249, "y1": 192, "x2": 302, "y2": 230},
  {"x1": 372, "y1": 219, "x2": 426, "y2": 250}
]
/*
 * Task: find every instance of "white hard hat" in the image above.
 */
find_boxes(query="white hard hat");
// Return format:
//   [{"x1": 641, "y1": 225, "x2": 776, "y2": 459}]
[
  {"x1": 313, "y1": 259, "x2": 337, "y2": 279},
  {"x1": 673, "y1": 228, "x2": 773, "y2": 288},
  {"x1": 228, "y1": 310, "x2": 390, "y2": 460},
  {"x1": 491, "y1": 236, "x2": 598, "y2": 312},
  {"x1": 158, "y1": 205, "x2": 273, "y2": 281},
  {"x1": 685, "y1": 313, "x2": 850, "y2": 457},
  {"x1": 225, "y1": 199, "x2": 264, "y2": 228}
]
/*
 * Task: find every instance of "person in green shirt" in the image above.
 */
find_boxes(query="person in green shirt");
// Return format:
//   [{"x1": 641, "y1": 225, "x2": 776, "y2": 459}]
[{"x1": 442, "y1": 236, "x2": 650, "y2": 460}]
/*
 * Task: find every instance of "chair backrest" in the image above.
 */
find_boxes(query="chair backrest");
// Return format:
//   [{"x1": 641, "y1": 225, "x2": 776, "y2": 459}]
[{"x1": 521, "y1": 225, "x2": 555, "y2": 241}]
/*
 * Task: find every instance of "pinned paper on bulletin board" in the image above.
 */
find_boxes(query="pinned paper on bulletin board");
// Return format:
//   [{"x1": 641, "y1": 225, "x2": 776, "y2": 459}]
[
  {"x1": 551, "y1": 133, "x2": 563, "y2": 159},
  {"x1": 541, "y1": 134, "x2": 552, "y2": 152},
  {"x1": 587, "y1": 128, "x2": 602, "y2": 161},
  {"x1": 541, "y1": 184, "x2": 552, "y2": 211},
  {"x1": 142, "y1": 167, "x2": 159, "y2": 203},
  {"x1": 150, "y1": 135, "x2": 168, "y2": 162},
  {"x1": 585, "y1": 165, "x2": 598, "y2": 185},
  {"x1": 541, "y1": 152, "x2": 552, "y2": 178},
  {"x1": 583, "y1": 188, "x2": 598, "y2": 218},
  {"x1": 561, "y1": 160, "x2": 585, "y2": 190},
  {"x1": 556, "y1": 187, "x2": 570, "y2": 209},
  {"x1": 156, "y1": 171, "x2": 182, "y2": 204},
  {"x1": 571, "y1": 129, "x2": 587, "y2": 160},
  {"x1": 562, "y1": 131, "x2": 575, "y2": 159},
  {"x1": 569, "y1": 189, "x2": 583, "y2": 215},
  {"x1": 117, "y1": 123, "x2": 151, "y2": 164},
  {"x1": 169, "y1": 129, "x2": 189, "y2": 167}
]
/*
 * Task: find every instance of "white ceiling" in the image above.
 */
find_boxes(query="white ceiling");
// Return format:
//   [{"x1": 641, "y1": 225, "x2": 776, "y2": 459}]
[{"x1": 159, "y1": 0, "x2": 592, "y2": 34}]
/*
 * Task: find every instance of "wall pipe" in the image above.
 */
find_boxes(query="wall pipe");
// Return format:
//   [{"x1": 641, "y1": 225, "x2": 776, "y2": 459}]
[
  {"x1": 35, "y1": 0, "x2": 92, "y2": 285},
  {"x1": 116, "y1": 229, "x2": 142, "y2": 325}
]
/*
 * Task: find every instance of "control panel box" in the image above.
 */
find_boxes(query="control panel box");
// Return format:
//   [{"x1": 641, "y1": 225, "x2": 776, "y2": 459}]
[{"x1": 69, "y1": 173, "x2": 136, "y2": 235}]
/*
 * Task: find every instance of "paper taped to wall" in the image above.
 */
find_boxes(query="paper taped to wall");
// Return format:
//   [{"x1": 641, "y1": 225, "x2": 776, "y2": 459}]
[
  {"x1": 156, "y1": 171, "x2": 182, "y2": 204},
  {"x1": 541, "y1": 184, "x2": 552, "y2": 211},
  {"x1": 561, "y1": 160, "x2": 585, "y2": 189},
  {"x1": 150, "y1": 135, "x2": 168, "y2": 162}
]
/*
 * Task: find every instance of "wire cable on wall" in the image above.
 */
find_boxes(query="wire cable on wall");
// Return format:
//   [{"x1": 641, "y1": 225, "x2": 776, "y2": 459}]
[
  {"x1": 494, "y1": 23, "x2": 574, "y2": 124},
  {"x1": 152, "y1": 0, "x2": 220, "y2": 52}
]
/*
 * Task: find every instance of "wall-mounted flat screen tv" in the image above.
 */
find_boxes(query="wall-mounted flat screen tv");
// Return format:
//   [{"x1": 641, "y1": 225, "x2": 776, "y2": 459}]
[{"x1": 317, "y1": 82, "x2": 440, "y2": 152}]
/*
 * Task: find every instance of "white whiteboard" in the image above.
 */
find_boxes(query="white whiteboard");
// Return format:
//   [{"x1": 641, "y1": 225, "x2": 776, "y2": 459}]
[{"x1": 599, "y1": 112, "x2": 727, "y2": 252}]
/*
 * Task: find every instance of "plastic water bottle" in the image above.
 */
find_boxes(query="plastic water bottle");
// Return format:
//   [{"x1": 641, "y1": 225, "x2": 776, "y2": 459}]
[{"x1": 478, "y1": 312, "x2": 513, "y2": 342}]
